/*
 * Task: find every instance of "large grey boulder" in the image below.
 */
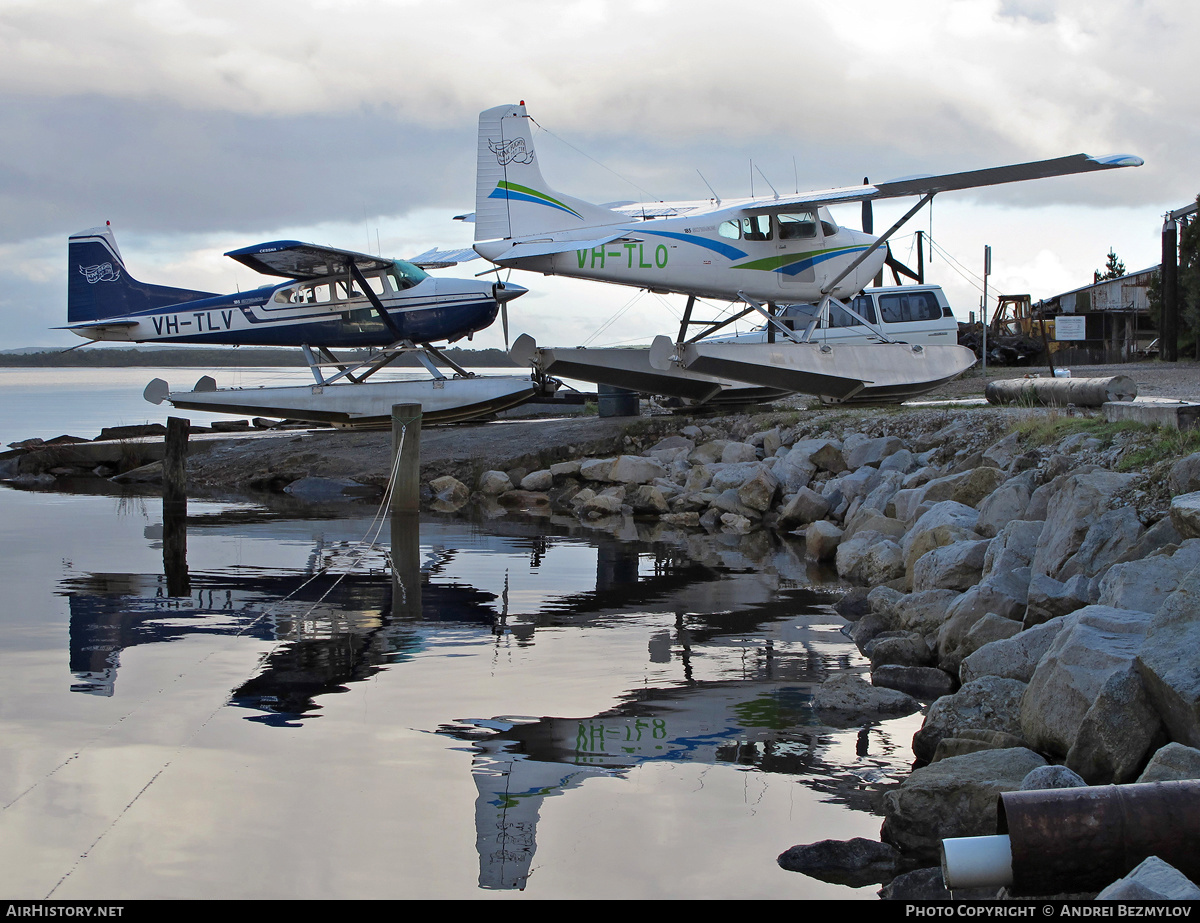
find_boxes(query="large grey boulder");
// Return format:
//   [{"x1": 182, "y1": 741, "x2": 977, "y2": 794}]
[
  {"x1": 1066, "y1": 667, "x2": 1163, "y2": 783},
  {"x1": 429, "y1": 475, "x2": 470, "y2": 509},
  {"x1": 936, "y1": 571, "x2": 1030, "y2": 671},
  {"x1": 1137, "y1": 742, "x2": 1200, "y2": 782},
  {"x1": 959, "y1": 618, "x2": 1066, "y2": 685},
  {"x1": 477, "y1": 469, "x2": 514, "y2": 495},
  {"x1": 812, "y1": 672, "x2": 919, "y2": 724},
  {"x1": 841, "y1": 507, "x2": 907, "y2": 543},
  {"x1": 913, "y1": 677, "x2": 1029, "y2": 763},
  {"x1": 777, "y1": 838, "x2": 902, "y2": 887},
  {"x1": 981, "y1": 431, "x2": 1024, "y2": 470},
  {"x1": 835, "y1": 532, "x2": 905, "y2": 586},
  {"x1": 578, "y1": 457, "x2": 616, "y2": 481},
  {"x1": 881, "y1": 748, "x2": 1047, "y2": 860},
  {"x1": 911, "y1": 539, "x2": 990, "y2": 592},
  {"x1": 890, "y1": 588, "x2": 961, "y2": 638},
  {"x1": 902, "y1": 501, "x2": 981, "y2": 584},
  {"x1": 803, "y1": 520, "x2": 842, "y2": 560},
  {"x1": 1096, "y1": 857, "x2": 1200, "y2": 901},
  {"x1": 844, "y1": 434, "x2": 906, "y2": 470},
  {"x1": 959, "y1": 612, "x2": 1023, "y2": 662},
  {"x1": 867, "y1": 631, "x2": 933, "y2": 669},
  {"x1": 917, "y1": 466, "x2": 1007, "y2": 509},
  {"x1": 608, "y1": 454, "x2": 667, "y2": 485},
  {"x1": 1170, "y1": 491, "x2": 1200, "y2": 540},
  {"x1": 777, "y1": 487, "x2": 830, "y2": 529},
  {"x1": 1024, "y1": 572, "x2": 1094, "y2": 626},
  {"x1": 975, "y1": 470, "x2": 1037, "y2": 537},
  {"x1": 1030, "y1": 470, "x2": 1136, "y2": 579},
  {"x1": 873, "y1": 665, "x2": 956, "y2": 700},
  {"x1": 1137, "y1": 565, "x2": 1200, "y2": 748},
  {"x1": 1058, "y1": 506, "x2": 1145, "y2": 580},
  {"x1": 1019, "y1": 605, "x2": 1155, "y2": 761},
  {"x1": 1168, "y1": 452, "x2": 1200, "y2": 495},
  {"x1": 1099, "y1": 539, "x2": 1200, "y2": 613}
]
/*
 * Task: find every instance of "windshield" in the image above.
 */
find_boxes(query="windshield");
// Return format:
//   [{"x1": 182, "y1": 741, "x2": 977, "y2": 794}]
[{"x1": 390, "y1": 260, "x2": 429, "y2": 290}]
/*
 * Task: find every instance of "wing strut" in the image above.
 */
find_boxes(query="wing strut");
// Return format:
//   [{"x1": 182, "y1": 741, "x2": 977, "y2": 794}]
[
  {"x1": 820, "y1": 193, "x2": 935, "y2": 297},
  {"x1": 347, "y1": 262, "x2": 404, "y2": 340}
]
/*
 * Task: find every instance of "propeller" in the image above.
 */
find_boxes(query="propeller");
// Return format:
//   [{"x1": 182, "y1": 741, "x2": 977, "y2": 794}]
[
  {"x1": 491, "y1": 275, "x2": 527, "y2": 349},
  {"x1": 861, "y1": 177, "x2": 873, "y2": 234}
]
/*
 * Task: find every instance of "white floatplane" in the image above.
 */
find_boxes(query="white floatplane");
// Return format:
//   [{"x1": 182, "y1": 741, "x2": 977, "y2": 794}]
[
  {"x1": 457, "y1": 102, "x2": 1141, "y2": 406},
  {"x1": 64, "y1": 224, "x2": 547, "y2": 425}
]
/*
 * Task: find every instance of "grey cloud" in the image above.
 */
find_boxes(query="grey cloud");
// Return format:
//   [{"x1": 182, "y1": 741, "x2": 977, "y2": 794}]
[{"x1": 0, "y1": 94, "x2": 472, "y2": 244}]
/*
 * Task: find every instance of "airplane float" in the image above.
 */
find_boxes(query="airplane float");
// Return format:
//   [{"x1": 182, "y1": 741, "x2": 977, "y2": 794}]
[
  {"x1": 459, "y1": 102, "x2": 1143, "y2": 406},
  {"x1": 64, "y1": 224, "x2": 541, "y2": 425}
]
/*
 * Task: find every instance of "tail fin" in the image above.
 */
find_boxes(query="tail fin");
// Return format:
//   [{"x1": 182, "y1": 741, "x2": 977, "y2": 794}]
[
  {"x1": 68, "y1": 225, "x2": 215, "y2": 323},
  {"x1": 474, "y1": 103, "x2": 625, "y2": 243}
]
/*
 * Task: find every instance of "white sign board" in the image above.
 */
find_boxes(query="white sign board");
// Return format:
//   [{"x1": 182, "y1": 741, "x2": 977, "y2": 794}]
[{"x1": 1055, "y1": 315, "x2": 1087, "y2": 341}]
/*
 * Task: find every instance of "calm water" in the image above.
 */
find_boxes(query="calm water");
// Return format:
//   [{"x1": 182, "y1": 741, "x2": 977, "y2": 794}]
[{"x1": 0, "y1": 370, "x2": 922, "y2": 899}]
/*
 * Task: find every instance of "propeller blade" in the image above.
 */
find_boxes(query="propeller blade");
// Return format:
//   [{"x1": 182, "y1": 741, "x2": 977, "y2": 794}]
[
  {"x1": 502, "y1": 302, "x2": 509, "y2": 349},
  {"x1": 861, "y1": 177, "x2": 873, "y2": 234}
]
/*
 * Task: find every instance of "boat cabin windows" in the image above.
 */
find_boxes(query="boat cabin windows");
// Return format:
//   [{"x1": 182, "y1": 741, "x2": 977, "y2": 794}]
[
  {"x1": 878, "y1": 291, "x2": 943, "y2": 324},
  {"x1": 777, "y1": 212, "x2": 819, "y2": 240}
]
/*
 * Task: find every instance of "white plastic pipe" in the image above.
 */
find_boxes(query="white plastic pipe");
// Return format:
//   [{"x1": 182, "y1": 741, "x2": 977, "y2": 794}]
[{"x1": 941, "y1": 835, "x2": 1014, "y2": 890}]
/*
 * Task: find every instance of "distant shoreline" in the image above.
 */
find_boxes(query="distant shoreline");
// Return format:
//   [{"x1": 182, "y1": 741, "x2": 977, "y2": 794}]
[{"x1": 0, "y1": 346, "x2": 520, "y2": 368}]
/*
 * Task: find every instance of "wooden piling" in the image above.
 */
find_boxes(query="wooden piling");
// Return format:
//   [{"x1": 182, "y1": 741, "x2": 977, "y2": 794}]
[
  {"x1": 390, "y1": 403, "x2": 422, "y2": 513},
  {"x1": 389, "y1": 403, "x2": 422, "y2": 618},
  {"x1": 162, "y1": 416, "x2": 189, "y2": 596},
  {"x1": 163, "y1": 416, "x2": 189, "y2": 506}
]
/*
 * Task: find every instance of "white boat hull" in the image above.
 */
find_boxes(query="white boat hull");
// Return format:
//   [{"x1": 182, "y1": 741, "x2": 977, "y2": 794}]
[
  {"x1": 678, "y1": 341, "x2": 977, "y2": 403},
  {"x1": 509, "y1": 335, "x2": 792, "y2": 406},
  {"x1": 147, "y1": 375, "x2": 543, "y2": 426}
]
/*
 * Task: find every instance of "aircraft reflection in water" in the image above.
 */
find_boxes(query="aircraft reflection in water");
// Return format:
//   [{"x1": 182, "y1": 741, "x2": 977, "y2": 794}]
[{"x1": 58, "y1": 510, "x2": 910, "y2": 890}]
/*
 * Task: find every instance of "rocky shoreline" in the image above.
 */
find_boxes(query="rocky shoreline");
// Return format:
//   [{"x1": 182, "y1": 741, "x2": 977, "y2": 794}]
[
  {"x1": 420, "y1": 401, "x2": 1200, "y2": 900},
  {"x1": 6, "y1": 388, "x2": 1200, "y2": 899}
]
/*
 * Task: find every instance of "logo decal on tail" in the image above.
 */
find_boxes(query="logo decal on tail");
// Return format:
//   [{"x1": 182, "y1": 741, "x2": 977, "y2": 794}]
[
  {"x1": 489, "y1": 138, "x2": 535, "y2": 166},
  {"x1": 79, "y1": 262, "x2": 121, "y2": 283}
]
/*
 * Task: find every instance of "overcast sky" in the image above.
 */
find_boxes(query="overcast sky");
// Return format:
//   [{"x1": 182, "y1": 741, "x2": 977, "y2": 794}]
[{"x1": 2, "y1": 0, "x2": 1196, "y2": 350}]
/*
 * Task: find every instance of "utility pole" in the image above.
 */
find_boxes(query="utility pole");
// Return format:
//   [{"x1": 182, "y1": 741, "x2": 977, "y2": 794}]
[
  {"x1": 981, "y1": 245, "x2": 992, "y2": 375},
  {"x1": 1162, "y1": 214, "x2": 1179, "y2": 362}
]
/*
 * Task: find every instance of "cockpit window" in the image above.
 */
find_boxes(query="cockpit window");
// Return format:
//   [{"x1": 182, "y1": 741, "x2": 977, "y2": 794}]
[
  {"x1": 718, "y1": 220, "x2": 741, "y2": 240},
  {"x1": 389, "y1": 260, "x2": 428, "y2": 291},
  {"x1": 741, "y1": 215, "x2": 772, "y2": 241},
  {"x1": 778, "y1": 212, "x2": 818, "y2": 240}
]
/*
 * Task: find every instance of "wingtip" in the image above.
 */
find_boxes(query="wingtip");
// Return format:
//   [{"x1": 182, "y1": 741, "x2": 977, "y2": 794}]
[{"x1": 1091, "y1": 153, "x2": 1144, "y2": 168}]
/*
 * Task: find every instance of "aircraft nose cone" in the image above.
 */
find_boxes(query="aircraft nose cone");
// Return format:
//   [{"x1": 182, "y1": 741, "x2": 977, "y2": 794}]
[{"x1": 493, "y1": 281, "x2": 528, "y2": 303}]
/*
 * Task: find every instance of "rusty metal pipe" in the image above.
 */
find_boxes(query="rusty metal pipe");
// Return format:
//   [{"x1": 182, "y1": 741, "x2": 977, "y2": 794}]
[{"x1": 943, "y1": 781, "x2": 1200, "y2": 896}]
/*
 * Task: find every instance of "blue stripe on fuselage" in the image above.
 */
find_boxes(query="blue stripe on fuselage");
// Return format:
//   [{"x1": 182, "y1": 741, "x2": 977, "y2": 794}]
[
  {"x1": 774, "y1": 246, "x2": 871, "y2": 276},
  {"x1": 635, "y1": 229, "x2": 748, "y2": 261}
]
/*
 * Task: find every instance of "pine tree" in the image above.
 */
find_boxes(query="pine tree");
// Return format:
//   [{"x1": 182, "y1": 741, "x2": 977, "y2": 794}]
[{"x1": 1097, "y1": 248, "x2": 1126, "y2": 281}]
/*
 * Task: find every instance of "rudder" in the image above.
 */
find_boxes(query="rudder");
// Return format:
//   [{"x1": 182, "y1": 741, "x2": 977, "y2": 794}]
[
  {"x1": 68, "y1": 225, "x2": 215, "y2": 323},
  {"x1": 474, "y1": 103, "x2": 623, "y2": 243}
]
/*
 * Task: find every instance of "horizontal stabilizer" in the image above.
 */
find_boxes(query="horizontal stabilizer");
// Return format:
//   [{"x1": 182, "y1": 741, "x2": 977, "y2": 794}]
[
  {"x1": 409, "y1": 247, "x2": 482, "y2": 269},
  {"x1": 485, "y1": 232, "x2": 634, "y2": 261}
]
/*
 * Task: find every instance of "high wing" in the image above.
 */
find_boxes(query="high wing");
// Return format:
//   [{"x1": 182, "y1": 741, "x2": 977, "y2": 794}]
[
  {"x1": 525, "y1": 153, "x2": 1145, "y2": 222},
  {"x1": 629, "y1": 153, "x2": 1144, "y2": 216},
  {"x1": 224, "y1": 240, "x2": 394, "y2": 279}
]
